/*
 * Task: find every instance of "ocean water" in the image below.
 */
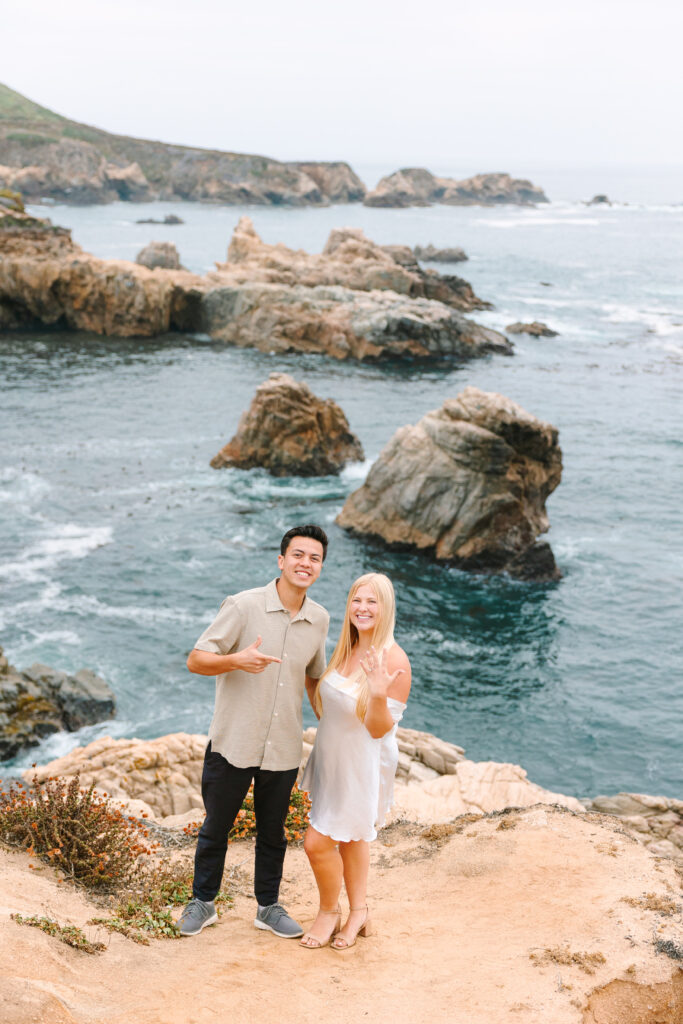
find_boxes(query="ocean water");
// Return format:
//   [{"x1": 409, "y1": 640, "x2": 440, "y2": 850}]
[{"x1": 1, "y1": 173, "x2": 682, "y2": 800}]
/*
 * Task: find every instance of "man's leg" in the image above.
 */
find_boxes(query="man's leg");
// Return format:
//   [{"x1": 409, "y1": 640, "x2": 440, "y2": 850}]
[
  {"x1": 252, "y1": 765, "x2": 302, "y2": 937},
  {"x1": 192, "y1": 743, "x2": 254, "y2": 902}
]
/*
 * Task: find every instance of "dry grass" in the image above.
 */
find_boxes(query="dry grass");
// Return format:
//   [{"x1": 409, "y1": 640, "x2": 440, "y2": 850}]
[
  {"x1": 621, "y1": 893, "x2": 681, "y2": 916},
  {"x1": 529, "y1": 945, "x2": 607, "y2": 975}
]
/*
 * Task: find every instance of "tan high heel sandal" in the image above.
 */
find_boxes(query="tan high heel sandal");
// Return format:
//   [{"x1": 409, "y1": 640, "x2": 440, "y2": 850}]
[
  {"x1": 331, "y1": 907, "x2": 373, "y2": 950},
  {"x1": 299, "y1": 907, "x2": 342, "y2": 949}
]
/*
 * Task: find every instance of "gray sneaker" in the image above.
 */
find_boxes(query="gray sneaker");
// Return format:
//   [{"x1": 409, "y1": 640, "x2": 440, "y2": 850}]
[
  {"x1": 178, "y1": 898, "x2": 218, "y2": 936},
  {"x1": 254, "y1": 902, "x2": 304, "y2": 938}
]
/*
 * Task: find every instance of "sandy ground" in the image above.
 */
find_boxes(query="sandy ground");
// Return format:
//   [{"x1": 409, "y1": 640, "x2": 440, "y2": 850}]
[{"x1": 1, "y1": 806, "x2": 681, "y2": 1024}]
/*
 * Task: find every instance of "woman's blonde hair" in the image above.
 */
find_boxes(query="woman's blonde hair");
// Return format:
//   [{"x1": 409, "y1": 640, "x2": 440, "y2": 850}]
[{"x1": 314, "y1": 572, "x2": 396, "y2": 721}]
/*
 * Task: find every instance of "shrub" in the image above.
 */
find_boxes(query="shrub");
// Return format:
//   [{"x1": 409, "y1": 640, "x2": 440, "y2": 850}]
[
  {"x1": 12, "y1": 913, "x2": 105, "y2": 954},
  {"x1": 0, "y1": 771, "x2": 158, "y2": 888},
  {"x1": 90, "y1": 860, "x2": 232, "y2": 943},
  {"x1": 182, "y1": 783, "x2": 311, "y2": 842}
]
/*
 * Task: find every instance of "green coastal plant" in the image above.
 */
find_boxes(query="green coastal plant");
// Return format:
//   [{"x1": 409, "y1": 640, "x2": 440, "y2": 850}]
[
  {"x1": 12, "y1": 913, "x2": 106, "y2": 954},
  {"x1": 0, "y1": 771, "x2": 158, "y2": 888}
]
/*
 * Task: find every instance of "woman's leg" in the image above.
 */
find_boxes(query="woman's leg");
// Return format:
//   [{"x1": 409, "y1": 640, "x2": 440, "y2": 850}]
[
  {"x1": 301, "y1": 824, "x2": 343, "y2": 945},
  {"x1": 335, "y1": 839, "x2": 371, "y2": 943}
]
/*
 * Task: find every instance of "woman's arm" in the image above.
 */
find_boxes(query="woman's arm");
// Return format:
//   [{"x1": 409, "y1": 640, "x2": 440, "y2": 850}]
[
  {"x1": 305, "y1": 675, "x2": 321, "y2": 719},
  {"x1": 361, "y1": 645, "x2": 411, "y2": 739}
]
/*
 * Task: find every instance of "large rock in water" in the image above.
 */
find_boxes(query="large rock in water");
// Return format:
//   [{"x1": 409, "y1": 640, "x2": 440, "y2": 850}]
[
  {"x1": 364, "y1": 168, "x2": 549, "y2": 207},
  {"x1": 0, "y1": 646, "x2": 115, "y2": 761},
  {"x1": 217, "y1": 217, "x2": 489, "y2": 312},
  {"x1": 210, "y1": 373, "x2": 364, "y2": 476},
  {"x1": 337, "y1": 386, "x2": 562, "y2": 580}
]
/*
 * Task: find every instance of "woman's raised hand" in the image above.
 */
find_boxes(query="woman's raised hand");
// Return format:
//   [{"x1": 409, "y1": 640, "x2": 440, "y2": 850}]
[{"x1": 360, "y1": 646, "x2": 404, "y2": 699}]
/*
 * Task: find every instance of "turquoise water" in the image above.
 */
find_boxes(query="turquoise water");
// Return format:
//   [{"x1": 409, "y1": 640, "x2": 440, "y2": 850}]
[{"x1": 1, "y1": 183, "x2": 682, "y2": 799}]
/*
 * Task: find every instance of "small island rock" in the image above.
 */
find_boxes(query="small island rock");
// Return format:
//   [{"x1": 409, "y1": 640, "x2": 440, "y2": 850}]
[
  {"x1": 364, "y1": 168, "x2": 548, "y2": 208},
  {"x1": 135, "y1": 214, "x2": 184, "y2": 225},
  {"x1": 0, "y1": 645, "x2": 115, "y2": 761},
  {"x1": 414, "y1": 244, "x2": 468, "y2": 263},
  {"x1": 210, "y1": 373, "x2": 364, "y2": 477},
  {"x1": 586, "y1": 194, "x2": 612, "y2": 205},
  {"x1": 135, "y1": 240, "x2": 182, "y2": 270},
  {"x1": 506, "y1": 321, "x2": 559, "y2": 337},
  {"x1": 337, "y1": 387, "x2": 562, "y2": 580}
]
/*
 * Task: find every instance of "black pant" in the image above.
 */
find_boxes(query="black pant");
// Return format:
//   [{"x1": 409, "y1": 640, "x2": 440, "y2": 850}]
[{"x1": 192, "y1": 743, "x2": 298, "y2": 905}]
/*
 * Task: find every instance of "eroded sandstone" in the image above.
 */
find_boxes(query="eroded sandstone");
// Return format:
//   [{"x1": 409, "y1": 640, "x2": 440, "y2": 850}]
[
  {"x1": 337, "y1": 386, "x2": 562, "y2": 580},
  {"x1": 210, "y1": 372, "x2": 364, "y2": 476},
  {"x1": 364, "y1": 168, "x2": 549, "y2": 207}
]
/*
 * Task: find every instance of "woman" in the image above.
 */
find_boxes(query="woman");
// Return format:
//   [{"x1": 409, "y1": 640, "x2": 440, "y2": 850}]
[{"x1": 299, "y1": 572, "x2": 411, "y2": 949}]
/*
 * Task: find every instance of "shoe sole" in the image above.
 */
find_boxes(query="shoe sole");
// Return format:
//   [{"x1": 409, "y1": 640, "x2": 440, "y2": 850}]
[
  {"x1": 254, "y1": 918, "x2": 304, "y2": 939},
  {"x1": 179, "y1": 912, "x2": 218, "y2": 936}
]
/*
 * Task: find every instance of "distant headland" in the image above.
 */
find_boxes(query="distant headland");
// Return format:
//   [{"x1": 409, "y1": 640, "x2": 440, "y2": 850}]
[{"x1": 0, "y1": 83, "x2": 548, "y2": 207}]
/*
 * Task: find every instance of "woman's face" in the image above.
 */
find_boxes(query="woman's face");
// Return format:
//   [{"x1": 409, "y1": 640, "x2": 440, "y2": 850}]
[{"x1": 349, "y1": 583, "x2": 380, "y2": 636}]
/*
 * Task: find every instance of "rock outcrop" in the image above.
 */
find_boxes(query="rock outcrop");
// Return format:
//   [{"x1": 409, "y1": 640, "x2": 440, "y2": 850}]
[
  {"x1": 135, "y1": 241, "x2": 182, "y2": 270},
  {"x1": 364, "y1": 168, "x2": 549, "y2": 207},
  {"x1": 217, "y1": 218, "x2": 489, "y2": 312},
  {"x1": 210, "y1": 373, "x2": 364, "y2": 476},
  {"x1": 0, "y1": 209, "x2": 510, "y2": 362},
  {"x1": 135, "y1": 214, "x2": 184, "y2": 225},
  {"x1": 337, "y1": 386, "x2": 562, "y2": 580},
  {"x1": 506, "y1": 321, "x2": 559, "y2": 337},
  {"x1": 0, "y1": 646, "x2": 115, "y2": 761},
  {"x1": 587, "y1": 193, "x2": 612, "y2": 205},
  {"x1": 586, "y1": 792, "x2": 683, "y2": 867},
  {"x1": 414, "y1": 243, "x2": 467, "y2": 263},
  {"x1": 0, "y1": 84, "x2": 365, "y2": 206}
]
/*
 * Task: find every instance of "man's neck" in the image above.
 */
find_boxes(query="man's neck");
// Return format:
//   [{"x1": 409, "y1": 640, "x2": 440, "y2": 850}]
[{"x1": 276, "y1": 576, "x2": 306, "y2": 615}]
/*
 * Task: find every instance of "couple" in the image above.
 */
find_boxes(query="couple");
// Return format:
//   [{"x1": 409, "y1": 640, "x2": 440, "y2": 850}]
[{"x1": 179, "y1": 524, "x2": 411, "y2": 950}]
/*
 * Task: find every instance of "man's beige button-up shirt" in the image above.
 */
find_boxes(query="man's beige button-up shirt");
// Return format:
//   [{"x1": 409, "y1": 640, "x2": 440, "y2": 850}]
[{"x1": 194, "y1": 579, "x2": 329, "y2": 771}]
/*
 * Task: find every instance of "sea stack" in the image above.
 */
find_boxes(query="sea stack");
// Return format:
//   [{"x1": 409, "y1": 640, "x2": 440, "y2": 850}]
[
  {"x1": 210, "y1": 373, "x2": 364, "y2": 477},
  {"x1": 337, "y1": 387, "x2": 562, "y2": 581}
]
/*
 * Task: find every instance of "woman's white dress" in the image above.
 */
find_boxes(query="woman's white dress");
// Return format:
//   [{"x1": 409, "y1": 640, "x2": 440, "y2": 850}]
[{"x1": 300, "y1": 669, "x2": 406, "y2": 842}]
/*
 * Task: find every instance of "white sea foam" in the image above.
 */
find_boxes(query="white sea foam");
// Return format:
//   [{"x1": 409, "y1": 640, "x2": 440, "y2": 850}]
[
  {"x1": 479, "y1": 216, "x2": 602, "y2": 229},
  {"x1": 340, "y1": 458, "x2": 374, "y2": 483},
  {"x1": 0, "y1": 468, "x2": 51, "y2": 509},
  {"x1": 601, "y1": 303, "x2": 683, "y2": 336},
  {"x1": 0, "y1": 524, "x2": 113, "y2": 583},
  {"x1": 48, "y1": 592, "x2": 198, "y2": 627}
]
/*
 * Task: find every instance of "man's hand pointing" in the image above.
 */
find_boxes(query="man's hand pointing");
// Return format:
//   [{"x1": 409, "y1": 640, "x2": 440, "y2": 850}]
[{"x1": 235, "y1": 635, "x2": 282, "y2": 674}]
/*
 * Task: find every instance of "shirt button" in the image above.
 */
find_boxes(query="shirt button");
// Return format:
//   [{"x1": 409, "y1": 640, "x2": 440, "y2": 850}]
[
  {"x1": 279, "y1": 683, "x2": 283, "y2": 687},
  {"x1": 274, "y1": 712, "x2": 279, "y2": 717},
  {"x1": 284, "y1": 653, "x2": 288, "y2": 659},
  {"x1": 267, "y1": 741, "x2": 271, "y2": 745}
]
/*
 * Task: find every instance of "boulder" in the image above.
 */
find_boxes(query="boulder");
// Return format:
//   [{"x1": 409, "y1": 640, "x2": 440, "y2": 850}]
[
  {"x1": 414, "y1": 244, "x2": 468, "y2": 263},
  {"x1": 506, "y1": 321, "x2": 559, "y2": 337},
  {"x1": 217, "y1": 217, "x2": 489, "y2": 312},
  {"x1": 365, "y1": 168, "x2": 549, "y2": 207},
  {"x1": 336, "y1": 386, "x2": 562, "y2": 580},
  {"x1": 587, "y1": 194, "x2": 612, "y2": 205},
  {"x1": 586, "y1": 792, "x2": 683, "y2": 867},
  {"x1": 0, "y1": 646, "x2": 115, "y2": 761},
  {"x1": 135, "y1": 240, "x2": 182, "y2": 270},
  {"x1": 210, "y1": 372, "x2": 364, "y2": 476}
]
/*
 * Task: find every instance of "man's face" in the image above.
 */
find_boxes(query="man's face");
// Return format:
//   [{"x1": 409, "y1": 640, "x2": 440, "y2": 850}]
[{"x1": 278, "y1": 537, "x2": 324, "y2": 592}]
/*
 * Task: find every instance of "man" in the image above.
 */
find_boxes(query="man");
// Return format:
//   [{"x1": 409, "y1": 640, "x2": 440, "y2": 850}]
[{"x1": 178, "y1": 525, "x2": 329, "y2": 939}]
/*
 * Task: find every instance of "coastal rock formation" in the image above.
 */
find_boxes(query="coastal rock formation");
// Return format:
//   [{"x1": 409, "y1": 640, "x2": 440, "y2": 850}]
[
  {"x1": 201, "y1": 281, "x2": 510, "y2": 361},
  {"x1": 337, "y1": 386, "x2": 562, "y2": 580},
  {"x1": 135, "y1": 214, "x2": 184, "y2": 225},
  {"x1": 364, "y1": 168, "x2": 549, "y2": 207},
  {"x1": 586, "y1": 792, "x2": 683, "y2": 867},
  {"x1": 506, "y1": 321, "x2": 559, "y2": 337},
  {"x1": 0, "y1": 646, "x2": 115, "y2": 761},
  {"x1": 0, "y1": 83, "x2": 365, "y2": 206},
  {"x1": 414, "y1": 243, "x2": 467, "y2": 263},
  {"x1": 218, "y1": 217, "x2": 489, "y2": 312},
  {"x1": 135, "y1": 241, "x2": 182, "y2": 270},
  {"x1": 0, "y1": 207, "x2": 510, "y2": 361},
  {"x1": 0, "y1": 212, "x2": 204, "y2": 335},
  {"x1": 587, "y1": 193, "x2": 612, "y2": 205},
  {"x1": 210, "y1": 373, "x2": 364, "y2": 476}
]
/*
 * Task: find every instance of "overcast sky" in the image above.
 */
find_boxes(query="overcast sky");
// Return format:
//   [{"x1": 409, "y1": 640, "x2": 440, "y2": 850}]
[{"x1": 6, "y1": 0, "x2": 683, "y2": 173}]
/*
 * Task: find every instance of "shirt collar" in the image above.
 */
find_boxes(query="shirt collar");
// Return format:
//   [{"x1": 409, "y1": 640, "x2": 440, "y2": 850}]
[{"x1": 265, "y1": 578, "x2": 313, "y2": 623}]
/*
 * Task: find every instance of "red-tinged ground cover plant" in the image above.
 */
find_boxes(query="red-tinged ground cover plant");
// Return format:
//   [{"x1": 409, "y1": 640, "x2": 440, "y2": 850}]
[
  {"x1": 182, "y1": 783, "x2": 311, "y2": 842},
  {"x1": 0, "y1": 770, "x2": 158, "y2": 889}
]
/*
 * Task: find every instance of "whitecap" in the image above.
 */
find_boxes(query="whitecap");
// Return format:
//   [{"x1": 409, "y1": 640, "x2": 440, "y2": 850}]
[
  {"x1": 0, "y1": 468, "x2": 51, "y2": 508},
  {"x1": 0, "y1": 524, "x2": 113, "y2": 583},
  {"x1": 48, "y1": 592, "x2": 199, "y2": 627},
  {"x1": 601, "y1": 303, "x2": 683, "y2": 336}
]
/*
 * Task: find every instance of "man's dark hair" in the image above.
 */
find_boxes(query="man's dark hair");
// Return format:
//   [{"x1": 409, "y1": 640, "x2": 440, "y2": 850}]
[{"x1": 280, "y1": 525, "x2": 328, "y2": 561}]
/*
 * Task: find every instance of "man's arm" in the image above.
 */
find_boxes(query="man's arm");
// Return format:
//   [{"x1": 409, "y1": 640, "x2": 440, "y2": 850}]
[
  {"x1": 305, "y1": 675, "x2": 321, "y2": 719},
  {"x1": 187, "y1": 636, "x2": 281, "y2": 676}
]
